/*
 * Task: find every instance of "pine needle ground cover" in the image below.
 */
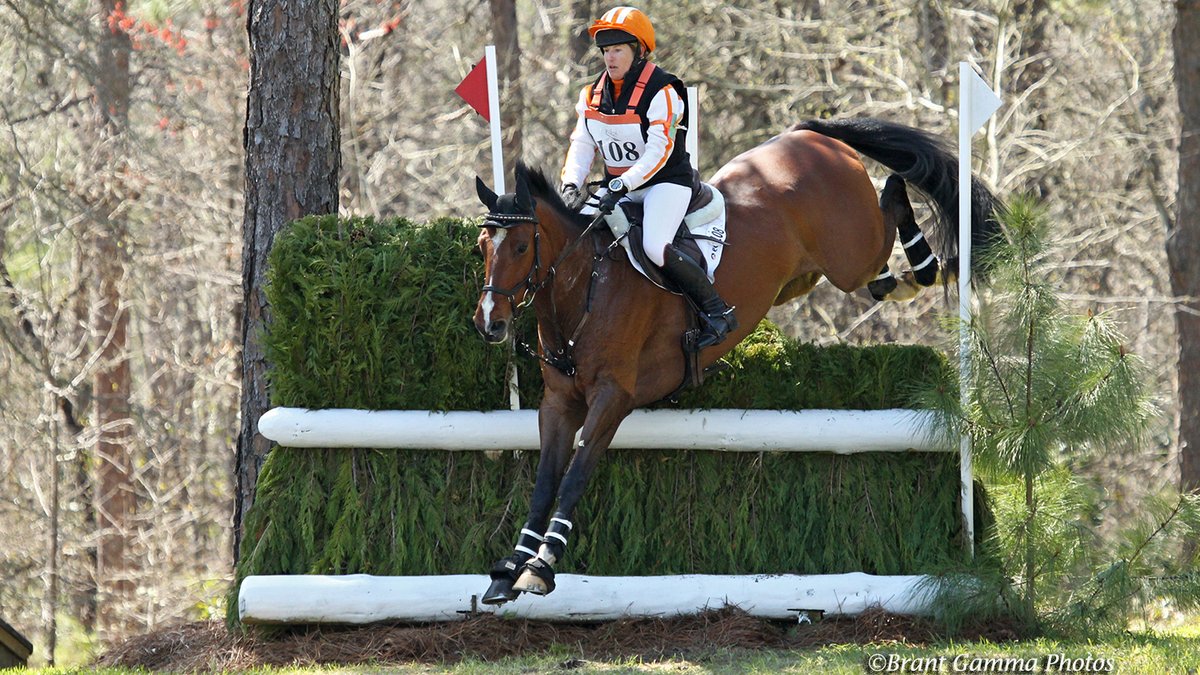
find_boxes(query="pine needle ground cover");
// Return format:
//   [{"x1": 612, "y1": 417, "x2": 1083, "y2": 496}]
[{"x1": 229, "y1": 216, "x2": 973, "y2": 624}]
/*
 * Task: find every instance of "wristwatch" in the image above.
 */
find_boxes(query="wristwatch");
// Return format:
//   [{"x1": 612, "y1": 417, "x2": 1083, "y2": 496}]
[{"x1": 608, "y1": 177, "x2": 626, "y2": 193}]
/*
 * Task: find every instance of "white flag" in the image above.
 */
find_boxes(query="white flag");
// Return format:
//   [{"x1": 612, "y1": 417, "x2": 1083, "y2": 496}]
[{"x1": 963, "y1": 65, "x2": 1002, "y2": 136}]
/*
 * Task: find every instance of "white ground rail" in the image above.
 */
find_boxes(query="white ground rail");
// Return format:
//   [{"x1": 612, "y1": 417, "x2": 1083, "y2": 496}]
[{"x1": 238, "y1": 572, "x2": 936, "y2": 624}]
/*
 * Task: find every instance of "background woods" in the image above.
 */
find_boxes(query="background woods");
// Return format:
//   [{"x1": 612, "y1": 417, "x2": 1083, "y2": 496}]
[{"x1": 0, "y1": 0, "x2": 1194, "y2": 663}]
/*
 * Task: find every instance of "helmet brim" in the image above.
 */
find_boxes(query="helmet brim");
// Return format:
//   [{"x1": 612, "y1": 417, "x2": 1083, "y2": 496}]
[{"x1": 594, "y1": 29, "x2": 638, "y2": 49}]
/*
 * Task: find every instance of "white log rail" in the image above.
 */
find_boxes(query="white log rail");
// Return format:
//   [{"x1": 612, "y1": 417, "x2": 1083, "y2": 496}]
[
  {"x1": 258, "y1": 407, "x2": 948, "y2": 453},
  {"x1": 238, "y1": 573, "x2": 937, "y2": 624}
]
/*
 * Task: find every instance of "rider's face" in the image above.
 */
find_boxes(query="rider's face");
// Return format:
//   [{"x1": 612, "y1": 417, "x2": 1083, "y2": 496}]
[{"x1": 601, "y1": 43, "x2": 635, "y2": 81}]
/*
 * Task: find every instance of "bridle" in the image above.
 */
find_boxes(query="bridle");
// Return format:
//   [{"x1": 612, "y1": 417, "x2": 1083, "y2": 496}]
[
  {"x1": 479, "y1": 206, "x2": 617, "y2": 376},
  {"x1": 479, "y1": 212, "x2": 546, "y2": 313}
]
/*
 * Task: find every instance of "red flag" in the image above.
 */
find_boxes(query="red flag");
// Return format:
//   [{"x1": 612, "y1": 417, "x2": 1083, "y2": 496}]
[{"x1": 455, "y1": 57, "x2": 490, "y2": 121}]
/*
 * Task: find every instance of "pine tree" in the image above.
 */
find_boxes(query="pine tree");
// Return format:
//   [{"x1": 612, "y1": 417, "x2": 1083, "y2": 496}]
[{"x1": 924, "y1": 198, "x2": 1199, "y2": 634}]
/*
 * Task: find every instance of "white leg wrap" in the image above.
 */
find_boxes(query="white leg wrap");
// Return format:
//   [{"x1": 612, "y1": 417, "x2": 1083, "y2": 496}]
[
  {"x1": 902, "y1": 231, "x2": 925, "y2": 248},
  {"x1": 535, "y1": 543, "x2": 558, "y2": 566},
  {"x1": 911, "y1": 252, "x2": 937, "y2": 271}
]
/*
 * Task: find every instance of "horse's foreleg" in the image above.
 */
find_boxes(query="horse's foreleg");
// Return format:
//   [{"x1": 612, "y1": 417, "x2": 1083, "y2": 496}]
[
  {"x1": 514, "y1": 386, "x2": 632, "y2": 596},
  {"x1": 482, "y1": 397, "x2": 582, "y2": 606}
]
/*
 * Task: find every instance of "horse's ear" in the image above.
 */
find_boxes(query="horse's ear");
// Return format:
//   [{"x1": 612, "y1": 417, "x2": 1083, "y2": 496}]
[
  {"x1": 514, "y1": 171, "x2": 532, "y2": 213},
  {"x1": 475, "y1": 176, "x2": 499, "y2": 211}
]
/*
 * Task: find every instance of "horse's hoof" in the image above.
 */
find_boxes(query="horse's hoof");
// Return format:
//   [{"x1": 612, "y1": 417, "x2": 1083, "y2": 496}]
[
  {"x1": 513, "y1": 570, "x2": 551, "y2": 595},
  {"x1": 481, "y1": 577, "x2": 520, "y2": 605},
  {"x1": 512, "y1": 557, "x2": 556, "y2": 595}
]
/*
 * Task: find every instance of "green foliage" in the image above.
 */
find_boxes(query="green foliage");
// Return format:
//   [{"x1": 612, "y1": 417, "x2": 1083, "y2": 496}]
[
  {"x1": 1048, "y1": 491, "x2": 1200, "y2": 634},
  {"x1": 922, "y1": 198, "x2": 1157, "y2": 479},
  {"x1": 920, "y1": 197, "x2": 1193, "y2": 636},
  {"x1": 229, "y1": 215, "x2": 972, "y2": 627},
  {"x1": 262, "y1": 215, "x2": 543, "y2": 410},
  {"x1": 673, "y1": 322, "x2": 953, "y2": 410}
]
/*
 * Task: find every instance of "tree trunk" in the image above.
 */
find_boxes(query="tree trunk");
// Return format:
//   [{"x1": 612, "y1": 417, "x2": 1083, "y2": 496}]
[
  {"x1": 489, "y1": 0, "x2": 523, "y2": 180},
  {"x1": 1172, "y1": 0, "x2": 1200, "y2": 500},
  {"x1": 41, "y1": 392, "x2": 61, "y2": 666},
  {"x1": 916, "y1": 1, "x2": 949, "y2": 99},
  {"x1": 569, "y1": 0, "x2": 595, "y2": 67},
  {"x1": 1013, "y1": 0, "x2": 1052, "y2": 197},
  {"x1": 236, "y1": 0, "x2": 341, "y2": 563},
  {"x1": 92, "y1": 0, "x2": 136, "y2": 641}
]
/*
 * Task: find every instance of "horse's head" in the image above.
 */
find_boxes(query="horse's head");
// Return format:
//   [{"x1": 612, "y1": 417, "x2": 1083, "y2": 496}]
[{"x1": 473, "y1": 172, "x2": 540, "y2": 344}]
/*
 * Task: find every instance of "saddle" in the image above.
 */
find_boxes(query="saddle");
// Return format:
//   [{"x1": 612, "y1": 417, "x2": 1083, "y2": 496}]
[{"x1": 604, "y1": 179, "x2": 728, "y2": 293}]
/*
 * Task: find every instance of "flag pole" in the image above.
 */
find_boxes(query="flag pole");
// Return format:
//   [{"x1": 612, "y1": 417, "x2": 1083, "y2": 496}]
[
  {"x1": 686, "y1": 86, "x2": 699, "y2": 171},
  {"x1": 958, "y1": 61, "x2": 976, "y2": 557},
  {"x1": 485, "y1": 45, "x2": 505, "y2": 194},
  {"x1": 484, "y1": 45, "x2": 519, "y2": 409}
]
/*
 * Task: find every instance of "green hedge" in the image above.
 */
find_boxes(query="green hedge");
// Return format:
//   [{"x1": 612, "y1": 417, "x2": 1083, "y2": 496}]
[{"x1": 228, "y1": 215, "x2": 974, "y2": 625}]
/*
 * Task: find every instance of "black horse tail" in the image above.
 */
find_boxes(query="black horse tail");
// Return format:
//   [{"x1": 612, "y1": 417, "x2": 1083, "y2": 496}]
[{"x1": 792, "y1": 117, "x2": 1003, "y2": 273}]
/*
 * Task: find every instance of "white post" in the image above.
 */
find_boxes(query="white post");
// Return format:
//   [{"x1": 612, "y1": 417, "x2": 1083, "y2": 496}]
[
  {"x1": 686, "y1": 86, "x2": 699, "y2": 171},
  {"x1": 957, "y1": 62, "x2": 976, "y2": 556},
  {"x1": 484, "y1": 45, "x2": 518, "y2": 409},
  {"x1": 485, "y1": 45, "x2": 504, "y2": 193}
]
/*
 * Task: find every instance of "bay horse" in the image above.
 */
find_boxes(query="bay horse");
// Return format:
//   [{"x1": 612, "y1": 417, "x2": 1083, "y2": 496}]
[{"x1": 472, "y1": 117, "x2": 1001, "y2": 604}]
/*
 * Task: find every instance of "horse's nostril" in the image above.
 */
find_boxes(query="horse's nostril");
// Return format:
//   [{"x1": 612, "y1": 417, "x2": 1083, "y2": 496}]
[{"x1": 486, "y1": 319, "x2": 508, "y2": 341}]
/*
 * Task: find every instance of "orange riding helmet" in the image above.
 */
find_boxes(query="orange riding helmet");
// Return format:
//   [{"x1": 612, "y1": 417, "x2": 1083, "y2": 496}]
[{"x1": 588, "y1": 6, "x2": 656, "y2": 54}]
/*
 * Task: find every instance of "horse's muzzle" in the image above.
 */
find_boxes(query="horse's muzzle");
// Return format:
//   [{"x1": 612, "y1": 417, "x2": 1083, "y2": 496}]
[{"x1": 479, "y1": 318, "x2": 509, "y2": 344}]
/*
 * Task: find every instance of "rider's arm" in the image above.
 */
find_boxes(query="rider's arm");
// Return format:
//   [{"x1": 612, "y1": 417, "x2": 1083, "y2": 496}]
[
  {"x1": 560, "y1": 86, "x2": 596, "y2": 188},
  {"x1": 619, "y1": 84, "x2": 686, "y2": 191}
]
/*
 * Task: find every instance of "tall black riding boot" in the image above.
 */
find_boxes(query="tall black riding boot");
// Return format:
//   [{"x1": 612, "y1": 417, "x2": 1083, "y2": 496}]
[{"x1": 660, "y1": 243, "x2": 738, "y2": 349}]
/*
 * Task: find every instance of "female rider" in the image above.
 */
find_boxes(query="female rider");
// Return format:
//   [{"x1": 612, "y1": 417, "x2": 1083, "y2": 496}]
[{"x1": 559, "y1": 6, "x2": 737, "y2": 349}]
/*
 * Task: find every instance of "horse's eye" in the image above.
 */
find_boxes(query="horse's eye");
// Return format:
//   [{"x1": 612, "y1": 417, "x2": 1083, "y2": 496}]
[{"x1": 515, "y1": 243, "x2": 529, "y2": 255}]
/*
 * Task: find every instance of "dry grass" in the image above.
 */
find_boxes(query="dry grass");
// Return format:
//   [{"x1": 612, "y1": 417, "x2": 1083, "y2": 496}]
[{"x1": 97, "y1": 608, "x2": 1021, "y2": 672}]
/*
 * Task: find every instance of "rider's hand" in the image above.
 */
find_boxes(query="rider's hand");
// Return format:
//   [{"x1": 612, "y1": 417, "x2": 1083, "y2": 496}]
[
  {"x1": 559, "y1": 183, "x2": 586, "y2": 212},
  {"x1": 597, "y1": 180, "x2": 628, "y2": 215}
]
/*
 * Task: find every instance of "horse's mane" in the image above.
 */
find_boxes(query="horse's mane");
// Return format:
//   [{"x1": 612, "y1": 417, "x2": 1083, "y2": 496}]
[{"x1": 516, "y1": 162, "x2": 590, "y2": 229}]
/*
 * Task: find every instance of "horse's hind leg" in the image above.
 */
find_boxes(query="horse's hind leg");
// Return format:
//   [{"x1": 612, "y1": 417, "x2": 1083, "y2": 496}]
[
  {"x1": 869, "y1": 174, "x2": 940, "y2": 302},
  {"x1": 513, "y1": 383, "x2": 632, "y2": 596},
  {"x1": 482, "y1": 397, "x2": 583, "y2": 605}
]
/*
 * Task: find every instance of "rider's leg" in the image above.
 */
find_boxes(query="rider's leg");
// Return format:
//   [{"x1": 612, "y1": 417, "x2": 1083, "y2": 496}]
[
  {"x1": 637, "y1": 182, "x2": 738, "y2": 348},
  {"x1": 659, "y1": 243, "x2": 738, "y2": 349},
  {"x1": 635, "y1": 182, "x2": 691, "y2": 267}
]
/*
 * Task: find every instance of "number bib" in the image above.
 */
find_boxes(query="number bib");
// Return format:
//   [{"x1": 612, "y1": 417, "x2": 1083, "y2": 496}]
[{"x1": 584, "y1": 111, "x2": 644, "y2": 176}]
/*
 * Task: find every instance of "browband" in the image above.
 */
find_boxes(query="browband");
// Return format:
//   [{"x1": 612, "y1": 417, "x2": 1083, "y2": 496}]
[{"x1": 482, "y1": 212, "x2": 537, "y2": 228}]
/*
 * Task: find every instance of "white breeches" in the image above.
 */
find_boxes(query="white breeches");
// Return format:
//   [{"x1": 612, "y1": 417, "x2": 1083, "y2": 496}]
[{"x1": 620, "y1": 182, "x2": 692, "y2": 267}]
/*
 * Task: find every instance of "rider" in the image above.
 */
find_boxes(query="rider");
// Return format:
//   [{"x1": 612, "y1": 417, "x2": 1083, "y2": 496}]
[{"x1": 559, "y1": 6, "x2": 737, "y2": 349}]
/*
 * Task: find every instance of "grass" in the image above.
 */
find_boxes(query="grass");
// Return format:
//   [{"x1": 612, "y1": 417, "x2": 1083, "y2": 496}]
[
  {"x1": 22, "y1": 620, "x2": 1200, "y2": 674},
  {"x1": 394, "y1": 633, "x2": 1200, "y2": 674}
]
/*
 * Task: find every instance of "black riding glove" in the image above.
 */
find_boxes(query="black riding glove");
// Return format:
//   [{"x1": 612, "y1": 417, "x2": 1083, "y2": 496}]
[
  {"x1": 559, "y1": 183, "x2": 586, "y2": 212},
  {"x1": 597, "y1": 184, "x2": 627, "y2": 215}
]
